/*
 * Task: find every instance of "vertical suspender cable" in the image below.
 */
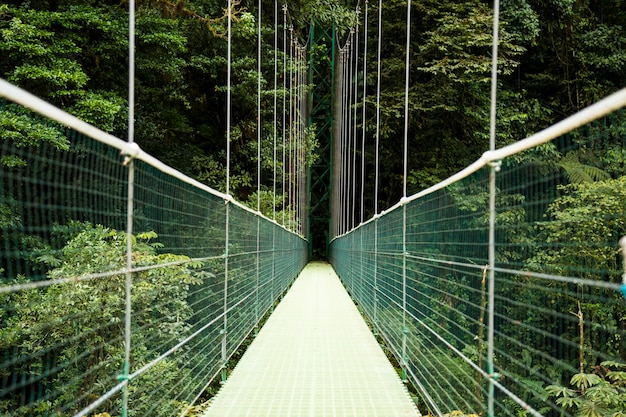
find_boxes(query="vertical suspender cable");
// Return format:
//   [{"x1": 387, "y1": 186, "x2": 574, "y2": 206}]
[
  {"x1": 347, "y1": 31, "x2": 354, "y2": 232},
  {"x1": 295, "y1": 45, "x2": 300, "y2": 234},
  {"x1": 338, "y1": 49, "x2": 343, "y2": 236},
  {"x1": 300, "y1": 46, "x2": 305, "y2": 236},
  {"x1": 222, "y1": 0, "x2": 232, "y2": 384},
  {"x1": 361, "y1": 0, "x2": 368, "y2": 225},
  {"x1": 282, "y1": 5, "x2": 287, "y2": 226},
  {"x1": 352, "y1": 12, "x2": 360, "y2": 232},
  {"x1": 271, "y1": 0, "x2": 278, "y2": 313},
  {"x1": 298, "y1": 46, "x2": 304, "y2": 235},
  {"x1": 337, "y1": 48, "x2": 342, "y2": 236},
  {"x1": 338, "y1": 47, "x2": 346, "y2": 235},
  {"x1": 122, "y1": 1, "x2": 135, "y2": 415},
  {"x1": 400, "y1": 0, "x2": 411, "y2": 385},
  {"x1": 294, "y1": 45, "x2": 299, "y2": 234},
  {"x1": 332, "y1": 44, "x2": 342, "y2": 238},
  {"x1": 342, "y1": 47, "x2": 349, "y2": 235},
  {"x1": 226, "y1": 2, "x2": 232, "y2": 197},
  {"x1": 291, "y1": 30, "x2": 300, "y2": 232},
  {"x1": 402, "y1": 1, "x2": 410, "y2": 201},
  {"x1": 487, "y1": 0, "x2": 501, "y2": 416},
  {"x1": 300, "y1": 44, "x2": 305, "y2": 243},
  {"x1": 358, "y1": 0, "x2": 366, "y2": 332},
  {"x1": 373, "y1": 0, "x2": 383, "y2": 340},
  {"x1": 127, "y1": 2, "x2": 135, "y2": 148},
  {"x1": 337, "y1": 49, "x2": 342, "y2": 237},
  {"x1": 374, "y1": 0, "x2": 382, "y2": 216},
  {"x1": 257, "y1": 0, "x2": 262, "y2": 214},
  {"x1": 255, "y1": 0, "x2": 262, "y2": 331},
  {"x1": 288, "y1": 26, "x2": 294, "y2": 230},
  {"x1": 294, "y1": 38, "x2": 298, "y2": 233},
  {"x1": 273, "y1": 1, "x2": 278, "y2": 221}
]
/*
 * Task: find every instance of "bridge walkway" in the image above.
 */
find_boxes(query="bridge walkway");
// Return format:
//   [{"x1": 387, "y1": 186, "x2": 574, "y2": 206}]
[{"x1": 203, "y1": 262, "x2": 421, "y2": 416}]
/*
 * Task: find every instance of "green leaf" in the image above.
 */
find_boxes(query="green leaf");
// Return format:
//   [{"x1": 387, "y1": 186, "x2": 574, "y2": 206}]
[
  {"x1": 546, "y1": 384, "x2": 576, "y2": 398},
  {"x1": 571, "y1": 373, "x2": 603, "y2": 390}
]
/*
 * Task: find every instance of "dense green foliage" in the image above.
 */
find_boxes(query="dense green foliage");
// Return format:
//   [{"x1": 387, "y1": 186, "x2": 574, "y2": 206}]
[
  {"x1": 361, "y1": 0, "x2": 626, "y2": 212},
  {"x1": 2, "y1": 0, "x2": 625, "y2": 212},
  {"x1": 2, "y1": 0, "x2": 626, "y2": 416},
  {"x1": 0, "y1": 223, "x2": 206, "y2": 416}
]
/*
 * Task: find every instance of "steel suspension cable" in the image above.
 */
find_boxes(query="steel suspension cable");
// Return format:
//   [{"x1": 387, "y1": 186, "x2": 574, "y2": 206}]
[
  {"x1": 298, "y1": 46, "x2": 305, "y2": 235},
  {"x1": 346, "y1": 31, "x2": 354, "y2": 232},
  {"x1": 282, "y1": 4, "x2": 287, "y2": 225},
  {"x1": 300, "y1": 46, "x2": 304, "y2": 235},
  {"x1": 271, "y1": 0, "x2": 278, "y2": 321},
  {"x1": 402, "y1": 1, "x2": 411, "y2": 200},
  {"x1": 257, "y1": 0, "x2": 262, "y2": 214},
  {"x1": 222, "y1": 0, "x2": 233, "y2": 384},
  {"x1": 487, "y1": 0, "x2": 501, "y2": 416},
  {"x1": 293, "y1": 44, "x2": 298, "y2": 233},
  {"x1": 342, "y1": 46, "x2": 350, "y2": 234},
  {"x1": 288, "y1": 26, "x2": 294, "y2": 230},
  {"x1": 352, "y1": 13, "x2": 360, "y2": 231},
  {"x1": 339, "y1": 48, "x2": 346, "y2": 235},
  {"x1": 361, "y1": 0, "x2": 369, "y2": 224},
  {"x1": 255, "y1": 0, "x2": 262, "y2": 330},
  {"x1": 273, "y1": 1, "x2": 278, "y2": 221},
  {"x1": 373, "y1": 0, "x2": 383, "y2": 343},
  {"x1": 400, "y1": 0, "x2": 412, "y2": 391},
  {"x1": 122, "y1": 1, "x2": 136, "y2": 414},
  {"x1": 374, "y1": 0, "x2": 382, "y2": 215},
  {"x1": 226, "y1": 1, "x2": 232, "y2": 197},
  {"x1": 294, "y1": 44, "x2": 299, "y2": 234}
]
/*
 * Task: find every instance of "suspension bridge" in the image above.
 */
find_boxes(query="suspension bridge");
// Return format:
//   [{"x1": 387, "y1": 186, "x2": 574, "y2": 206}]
[{"x1": 2, "y1": 1, "x2": 626, "y2": 416}]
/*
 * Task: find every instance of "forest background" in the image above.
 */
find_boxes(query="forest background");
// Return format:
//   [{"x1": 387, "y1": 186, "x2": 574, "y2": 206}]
[
  {"x1": 3, "y1": 0, "x2": 625, "y2": 216},
  {"x1": 2, "y1": 1, "x2": 626, "y2": 416}
]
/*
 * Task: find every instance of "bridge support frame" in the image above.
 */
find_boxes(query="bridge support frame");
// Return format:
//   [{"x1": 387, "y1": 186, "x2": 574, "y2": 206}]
[{"x1": 307, "y1": 22, "x2": 335, "y2": 259}]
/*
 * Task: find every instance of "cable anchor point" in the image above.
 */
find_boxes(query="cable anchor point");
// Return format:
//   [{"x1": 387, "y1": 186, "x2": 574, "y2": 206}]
[
  {"x1": 488, "y1": 159, "x2": 502, "y2": 172},
  {"x1": 120, "y1": 142, "x2": 141, "y2": 166}
]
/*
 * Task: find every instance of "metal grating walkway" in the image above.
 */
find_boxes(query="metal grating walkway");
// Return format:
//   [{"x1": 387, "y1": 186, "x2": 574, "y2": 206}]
[{"x1": 203, "y1": 262, "x2": 421, "y2": 416}]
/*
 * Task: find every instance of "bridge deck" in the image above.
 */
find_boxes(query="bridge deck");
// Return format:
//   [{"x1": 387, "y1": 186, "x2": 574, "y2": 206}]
[{"x1": 203, "y1": 262, "x2": 420, "y2": 417}]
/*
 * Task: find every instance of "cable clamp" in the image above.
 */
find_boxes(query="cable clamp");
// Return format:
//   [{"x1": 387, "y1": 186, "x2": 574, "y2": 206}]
[
  {"x1": 120, "y1": 142, "x2": 141, "y2": 166},
  {"x1": 488, "y1": 372, "x2": 501, "y2": 380},
  {"x1": 488, "y1": 160, "x2": 502, "y2": 172},
  {"x1": 117, "y1": 361, "x2": 130, "y2": 382}
]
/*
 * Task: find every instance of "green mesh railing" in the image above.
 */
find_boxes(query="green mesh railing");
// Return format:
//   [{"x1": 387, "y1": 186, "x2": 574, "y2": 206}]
[
  {"x1": 331, "y1": 92, "x2": 626, "y2": 417},
  {"x1": 0, "y1": 82, "x2": 308, "y2": 417}
]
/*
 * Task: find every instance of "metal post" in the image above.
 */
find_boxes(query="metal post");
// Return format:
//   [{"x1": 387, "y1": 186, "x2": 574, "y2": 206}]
[
  {"x1": 122, "y1": 1, "x2": 136, "y2": 414},
  {"x1": 373, "y1": 217, "x2": 378, "y2": 335},
  {"x1": 401, "y1": 203, "x2": 408, "y2": 383},
  {"x1": 223, "y1": 0, "x2": 233, "y2": 383},
  {"x1": 487, "y1": 0, "x2": 501, "y2": 414}
]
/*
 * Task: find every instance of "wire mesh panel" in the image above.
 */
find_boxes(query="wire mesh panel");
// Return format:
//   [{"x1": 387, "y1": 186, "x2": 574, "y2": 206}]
[
  {"x1": 332, "y1": 169, "x2": 491, "y2": 415},
  {"x1": 331, "y1": 101, "x2": 626, "y2": 416},
  {"x1": 0, "y1": 90, "x2": 308, "y2": 417},
  {"x1": 490, "y1": 111, "x2": 626, "y2": 416}
]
